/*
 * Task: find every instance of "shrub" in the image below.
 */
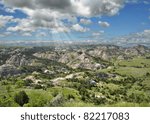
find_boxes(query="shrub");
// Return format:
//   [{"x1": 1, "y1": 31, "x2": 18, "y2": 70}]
[
  {"x1": 6, "y1": 85, "x2": 11, "y2": 93},
  {"x1": 16, "y1": 80, "x2": 24, "y2": 88},
  {"x1": 67, "y1": 94, "x2": 75, "y2": 100},
  {"x1": 94, "y1": 96, "x2": 107, "y2": 105},
  {"x1": 52, "y1": 90, "x2": 59, "y2": 97},
  {"x1": 1, "y1": 80, "x2": 8, "y2": 85},
  {"x1": 14, "y1": 91, "x2": 29, "y2": 107},
  {"x1": 48, "y1": 93, "x2": 65, "y2": 107},
  {"x1": 127, "y1": 90, "x2": 150, "y2": 103},
  {"x1": 0, "y1": 96, "x2": 18, "y2": 107},
  {"x1": 34, "y1": 84, "x2": 43, "y2": 89}
]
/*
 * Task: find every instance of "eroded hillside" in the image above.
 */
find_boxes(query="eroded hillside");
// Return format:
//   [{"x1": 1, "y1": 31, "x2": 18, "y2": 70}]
[{"x1": 0, "y1": 44, "x2": 150, "y2": 107}]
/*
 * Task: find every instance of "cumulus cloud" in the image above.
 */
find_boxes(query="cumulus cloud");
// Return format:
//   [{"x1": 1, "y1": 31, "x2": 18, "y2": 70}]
[
  {"x1": 80, "y1": 18, "x2": 92, "y2": 25},
  {"x1": 52, "y1": 26, "x2": 70, "y2": 33},
  {"x1": 142, "y1": 30, "x2": 150, "y2": 36},
  {"x1": 0, "y1": 5, "x2": 16, "y2": 13},
  {"x1": 112, "y1": 29, "x2": 150, "y2": 45},
  {"x1": 98, "y1": 21, "x2": 110, "y2": 27},
  {"x1": 92, "y1": 31, "x2": 104, "y2": 37},
  {"x1": 1, "y1": 0, "x2": 125, "y2": 33},
  {"x1": 5, "y1": 8, "x2": 15, "y2": 13},
  {"x1": 0, "y1": 15, "x2": 13, "y2": 28},
  {"x1": 0, "y1": 31, "x2": 12, "y2": 37},
  {"x1": 7, "y1": 18, "x2": 35, "y2": 32},
  {"x1": 72, "y1": 24, "x2": 89, "y2": 32},
  {"x1": 22, "y1": 32, "x2": 32, "y2": 37},
  {"x1": 36, "y1": 32, "x2": 47, "y2": 37},
  {"x1": 3, "y1": 0, "x2": 34, "y2": 9},
  {"x1": 2, "y1": 0, "x2": 124, "y2": 17}
]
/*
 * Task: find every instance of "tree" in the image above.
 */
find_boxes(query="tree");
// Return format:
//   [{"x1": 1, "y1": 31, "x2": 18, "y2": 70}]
[
  {"x1": 16, "y1": 80, "x2": 24, "y2": 88},
  {"x1": 14, "y1": 91, "x2": 29, "y2": 107}
]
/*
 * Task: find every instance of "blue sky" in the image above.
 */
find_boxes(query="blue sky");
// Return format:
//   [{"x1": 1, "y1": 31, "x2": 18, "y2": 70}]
[{"x1": 0, "y1": 0, "x2": 150, "y2": 42}]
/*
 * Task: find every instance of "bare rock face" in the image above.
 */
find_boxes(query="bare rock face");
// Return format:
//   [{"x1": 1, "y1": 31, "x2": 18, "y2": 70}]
[
  {"x1": 33, "y1": 50, "x2": 106, "y2": 70},
  {"x1": 58, "y1": 52, "x2": 79, "y2": 64},
  {"x1": 0, "y1": 64, "x2": 21, "y2": 77},
  {"x1": 124, "y1": 48, "x2": 139, "y2": 56},
  {"x1": 33, "y1": 52, "x2": 59, "y2": 61},
  {"x1": 66, "y1": 52, "x2": 106, "y2": 70},
  {"x1": 6, "y1": 54, "x2": 29, "y2": 67},
  {"x1": 2, "y1": 44, "x2": 147, "y2": 72},
  {"x1": 125, "y1": 45, "x2": 149, "y2": 56},
  {"x1": 134, "y1": 45, "x2": 149, "y2": 54},
  {"x1": 88, "y1": 45, "x2": 123, "y2": 60}
]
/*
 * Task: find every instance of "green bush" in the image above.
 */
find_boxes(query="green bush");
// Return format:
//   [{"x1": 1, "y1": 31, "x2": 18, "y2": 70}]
[
  {"x1": 14, "y1": 91, "x2": 29, "y2": 106},
  {"x1": 48, "y1": 93, "x2": 65, "y2": 107},
  {"x1": 34, "y1": 84, "x2": 43, "y2": 89},
  {"x1": 6, "y1": 85, "x2": 12, "y2": 93},
  {"x1": 16, "y1": 80, "x2": 24, "y2": 88},
  {"x1": 25, "y1": 91, "x2": 52, "y2": 107},
  {"x1": 127, "y1": 90, "x2": 150, "y2": 103},
  {"x1": 0, "y1": 96, "x2": 18, "y2": 107},
  {"x1": 94, "y1": 96, "x2": 107, "y2": 105}
]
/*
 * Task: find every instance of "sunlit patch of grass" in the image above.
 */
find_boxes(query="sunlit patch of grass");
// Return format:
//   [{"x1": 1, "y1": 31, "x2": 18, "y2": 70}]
[
  {"x1": 63, "y1": 101, "x2": 95, "y2": 107},
  {"x1": 114, "y1": 67, "x2": 150, "y2": 78},
  {"x1": 117, "y1": 57, "x2": 150, "y2": 68}
]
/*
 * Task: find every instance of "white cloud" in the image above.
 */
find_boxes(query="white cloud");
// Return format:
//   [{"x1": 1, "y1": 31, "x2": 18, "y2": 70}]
[
  {"x1": 0, "y1": 32, "x2": 12, "y2": 37},
  {"x1": 36, "y1": 32, "x2": 47, "y2": 37},
  {"x1": 2, "y1": 0, "x2": 125, "y2": 34},
  {"x1": 0, "y1": 5, "x2": 16, "y2": 13},
  {"x1": 22, "y1": 32, "x2": 32, "y2": 36},
  {"x1": 0, "y1": 15, "x2": 13, "y2": 28},
  {"x1": 2, "y1": 0, "x2": 124, "y2": 17},
  {"x1": 4, "y1": 7, "x2": 16, "y2": 13},
  {"x1": 98, "y1": 21, "x2": 110, "y2": 28},
  {"x1": 112, "y1": 29, "x2": 150, "y2": 45},
  {"x1": 7, "y1": 18, "x2": 35, "y2": 32},
  {"x1": 72, "y1": 24, "x2": 89, "y2": 32},
  {"x1": 71, "y1": 0, "x2": 124, "y2": 17},
  {"x1": 80, "y1": 18, "x2": 92, "y2": 25},
  {"x1": 67, "y1": 16, "x2": 78, "y2": 23},
  {"x1": 143, "y1": 29, "x2": 150, "y2": 34},
  {"x1": 92, "y1": 31, "x2": 104, "y2": 37},
  {"x1": 52, "y1": 26, "x2": 70, "y2": 33}
]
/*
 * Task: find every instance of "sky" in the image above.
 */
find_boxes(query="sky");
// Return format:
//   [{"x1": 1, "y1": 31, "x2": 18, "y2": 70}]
[{"x1": 0, "y1": 0, "x2": 150, "y2": 44}]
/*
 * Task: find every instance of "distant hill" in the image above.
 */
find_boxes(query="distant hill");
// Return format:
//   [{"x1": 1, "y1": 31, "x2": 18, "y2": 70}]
[{"x1": 0, "y1": 44, "x2": 149, "y2": 77}]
